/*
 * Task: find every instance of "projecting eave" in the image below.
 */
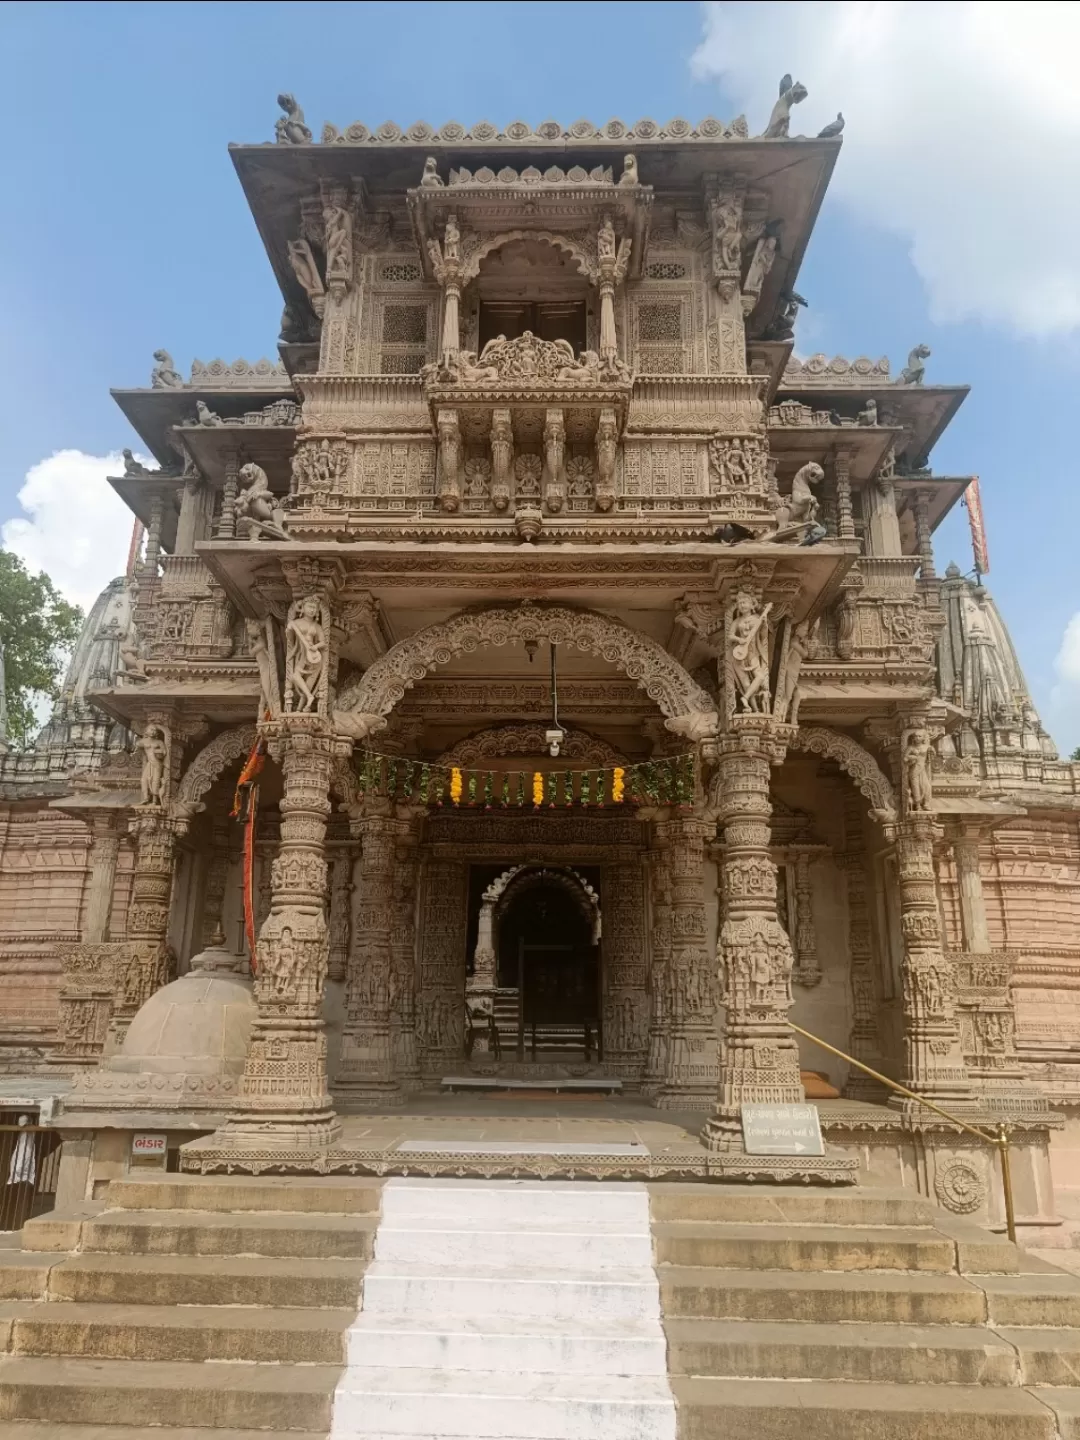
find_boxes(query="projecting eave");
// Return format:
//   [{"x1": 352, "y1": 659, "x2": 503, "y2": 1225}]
[
  {"x1": 112, "y1": 385, "x2": 296, "y2": 468},
  {"x1": 895, "y1": 475, "x2": 972, "y2": 552},
  {"x1": 107, "y1": 473, "x2": 179, "y2": 555},
  {"x1": 777, "y1": 382, "x2": 969, "y2": 467},
  {"x1": 229, "y1": 133, "x2": 840, "y2": 339}
]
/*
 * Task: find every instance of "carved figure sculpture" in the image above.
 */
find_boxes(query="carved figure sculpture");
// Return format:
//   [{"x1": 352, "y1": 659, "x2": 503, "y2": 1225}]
[
  {"x1": 332, "y1": 710, "x2": 387, "y2": 742},
  {"x1": 420, "y1": 155, "x2": 443, "y2": 187},
  {"x1": 818, "y1": 113, "x2": 845, "y2": 138},
  {"x1": 137, "y1": 725, "x2": 167, "y2": 806},
  {"x1": 774, "y1": 617, "x2": 817, "y2": 725},
  {"x1": 764, "y1": 290, "x2": 807, "y2": 341},
  {"x1": 246, "y1": 618, "x2": 277, "y2": 718},
  {"x1": 151, "y1": 349, "x2": 184, "y2": 389},
  {"x1": 285, "y1": 597, "x2": 326, "y2": 712},
  {"x1": 595, "y1": 408, "x2": 617, "y2": 512},
  {"x1": 323, "y1": 204, "x2": 353, "y2": 288},
  {"x1": 118, "y1": 629, "x2": 148, "y2": 682},
  {"x1": 728, "y1": 589, "x2": 773, "y2": 714},
  {"x1": 745, "y1": 235, "x2": 778, "y2": 297},
  {"x1": 712, "y1": 193, "x2": 743, "y2": 273},
  {"x1": 235, "y1": 463, "x2": 291, "y2": 542},
  {"x1": 904, "y1": 728, "x2": 933, "y2": 812},
  {"x1": 763, "y1": 75, "x2": 808, "y2": 138},
  {"x1": 122, "y1": 449, "x2": 147, "y2": 476},
  {"x1": 195, "y1": 400, "x2": 223, "y2": 426},
  {"x1": 900, "y1": 344, "x2": 931, "y2": 385},
  {"x1": 857, "y1": 397, "x2": 878, "y2": 426},
  {"x1": 274, "y1": 93, "x2": 312, "y2": 145},
  {"x1": 787, "y1": 462, "x2": 824, "y2": 530},
  {"x1": 287, "y1": 239, "x2": 326, "y2": 312},
  {"x1": 598, "y1": 215, "x2": 617, "y2": 263}
]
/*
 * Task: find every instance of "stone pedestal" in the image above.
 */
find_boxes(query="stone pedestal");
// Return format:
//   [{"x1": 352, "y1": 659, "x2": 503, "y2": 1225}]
[
  {"x1": 655, "y1": 816, "x2": 717, "y2": 1109},
  {"x1": 336, "y1": 810, "x2": 404, "y2": 1104},
  {"x1": 703, "y1": 716, "x2": 802, "y2": 1150},
  {"x1": 225, "y1": 720, "x2": 344, "y2": 1147}
]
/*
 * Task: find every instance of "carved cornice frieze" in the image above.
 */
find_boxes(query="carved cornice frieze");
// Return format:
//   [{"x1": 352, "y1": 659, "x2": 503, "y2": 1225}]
[
  {"x1": 783, "y1": 354, "x2": 892, "y2": 387},
  {"x1": 320, "y1": 116, "x2": 751, "y2": 146}
]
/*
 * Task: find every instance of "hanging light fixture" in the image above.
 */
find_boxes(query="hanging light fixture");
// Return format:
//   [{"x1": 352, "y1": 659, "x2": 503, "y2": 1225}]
[{"x1": 545, "y1": 641, "x2": 565, "y2": 758}]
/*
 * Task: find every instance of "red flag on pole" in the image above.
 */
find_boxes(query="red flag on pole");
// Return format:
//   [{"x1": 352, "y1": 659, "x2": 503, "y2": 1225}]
[{"x1": 963, "y1": 476, "x2": 990, "y2": 576}]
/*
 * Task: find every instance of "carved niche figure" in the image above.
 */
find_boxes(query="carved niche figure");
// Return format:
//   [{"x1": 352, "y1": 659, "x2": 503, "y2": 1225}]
[
  {"x1": 594, "y1": 408, "x2": 617, "y2": 511},
  {"x1": 763, "y1": 75, "x2": 808, "y2": 138},
  {"x1": 598, "y1": 214, "x2": 617, "y2": 263},
  {"x1": 118, "y1": 627, "x2": 148, "y2": 682},
  {"x1": 727, "y1": 588, "x2": 773, "y2": 714},
  {"x1": 137, "y1": 724, "x2": 168, "y2": 807},
  {"x1": 235, "y1": 462, "x2": 291, "y2": 542},
  {"x1": 267, "y1": 925, "x2": 301, "y2": 998},
  {"x1": 904, "y1": 728, "x2": 933, "y2": 813},
  {"x1": 749, "y1": 929, "x2": 773, "y2": 1003},
  {"x1": 857, "y1": 397, "x2": 878, "y2": 426},
  {"x1": 195, "y1": 400, "x2": 223, "y2": 426},
  {"x1": 275, "y1": 93, "x2": 312, "y2": 145},
  {"x1": 711, "y1": 193, "x2": 742, "y2": 273},
  {"x1": 122, "y1": 448, "x2": 148, "y2": 476},
  {"x1": 151, "y1": 349, "x2": 184, "y2": 389},
  {"x1": 285, "y1": 596, "x2": 326, "y2": 713},
  {"x1": 773, "y1": 617, "x2": 818, "y2": 725},
  {"x1": 899, "y1": 344, "x2": 931, "y2": 385},
  {"x1": 420, "y1": 155, "x2": 444, "y2": 187},
  {"x1": 245, "y1": 618, "x2": 278, "y2": 718}
]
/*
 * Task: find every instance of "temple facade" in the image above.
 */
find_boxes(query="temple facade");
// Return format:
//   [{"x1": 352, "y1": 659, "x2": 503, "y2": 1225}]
[{"x1": 2, "y1": 98, "x2": 1080, "y2": 1217}]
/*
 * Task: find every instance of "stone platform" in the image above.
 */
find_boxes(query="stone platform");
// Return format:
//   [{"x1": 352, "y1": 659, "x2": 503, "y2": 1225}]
[{"x1": 179, "y1": 1096, "x2": 858, "y2": 1184}]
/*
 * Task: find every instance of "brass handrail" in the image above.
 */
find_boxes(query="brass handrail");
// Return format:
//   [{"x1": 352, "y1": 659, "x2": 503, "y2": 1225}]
[{"x1": 789, "y1": 1021, "x2": 1017, "y2": 1244}]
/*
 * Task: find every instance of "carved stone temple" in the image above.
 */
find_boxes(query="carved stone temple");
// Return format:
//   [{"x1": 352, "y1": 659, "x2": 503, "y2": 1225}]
[{"x1": 2, "y1": 108, "x2": 1080, "y2": 1221}]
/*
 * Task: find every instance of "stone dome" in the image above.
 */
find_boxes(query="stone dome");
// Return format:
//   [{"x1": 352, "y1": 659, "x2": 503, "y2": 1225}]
[{"x1": 112, "y1": 944, "x2": 255, "y2": 1077}]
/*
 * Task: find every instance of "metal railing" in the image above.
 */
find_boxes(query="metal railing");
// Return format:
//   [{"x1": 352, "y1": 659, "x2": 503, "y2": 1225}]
[
  {"x1": 0, "y1": 1123, "x2": 61, "y2": 1233},
  {"x1": 789, "y1": 1022, "x2": 1017, "y2": 1244}
]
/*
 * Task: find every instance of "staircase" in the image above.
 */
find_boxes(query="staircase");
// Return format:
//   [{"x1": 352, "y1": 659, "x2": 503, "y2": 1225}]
[{"x1": 2, "y1": 1173, "x2": 1080, "y2": 1436}]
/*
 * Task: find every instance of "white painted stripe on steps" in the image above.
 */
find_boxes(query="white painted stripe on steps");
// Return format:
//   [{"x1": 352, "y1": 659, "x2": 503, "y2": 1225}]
[{"x1": 329, "y1": 1176, "x2": 676, "y2": 1440}]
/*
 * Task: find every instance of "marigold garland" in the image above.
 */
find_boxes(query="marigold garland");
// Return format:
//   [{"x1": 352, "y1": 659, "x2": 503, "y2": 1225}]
[{"x1": 450, "y1": 766, "x2": 463, "y2": 805}]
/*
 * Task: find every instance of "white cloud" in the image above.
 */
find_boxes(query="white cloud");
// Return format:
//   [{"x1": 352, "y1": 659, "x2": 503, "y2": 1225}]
[
  {"x1": 692, "y1": 2, "x2": 1080, "y2": 336},
  {"x1": 1046, "y1": 613, "x2": 1080, "y2": 758},
  {"x1": 2, "y1": 450, "x2": 139, "y2": 613},
  {"x1": 1056, "y1": 613, "x2": 1080, "y2": 687}
]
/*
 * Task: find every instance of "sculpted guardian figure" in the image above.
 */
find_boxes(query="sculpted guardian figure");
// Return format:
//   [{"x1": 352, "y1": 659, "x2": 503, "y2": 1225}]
[
  {"x1": 137, "y1": 724, "x2": 168, "y2": 807},
  {"x1": 235, "y1": 463, "x2": 291, "y2": 542},
  {"x1": 285, "y1": 597, "x2": 326, "y2": 712},
  {"x1": 274, "y1": 93, "x2": 312, "y2": 145},
  {"x1": 763, "y1": 74, "x2": 808, "y2": 138},
  {"x1": 900, "y1": 344, "x2": 931, "y2": 385},
  {"x1": 150, "y1": 349, "x2": 184, "y2": 389}
]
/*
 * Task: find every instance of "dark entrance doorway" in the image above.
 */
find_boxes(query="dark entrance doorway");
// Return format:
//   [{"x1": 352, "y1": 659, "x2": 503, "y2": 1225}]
[{"x1": 502, "y1": 882, "x2": 599, "y2": 1059}]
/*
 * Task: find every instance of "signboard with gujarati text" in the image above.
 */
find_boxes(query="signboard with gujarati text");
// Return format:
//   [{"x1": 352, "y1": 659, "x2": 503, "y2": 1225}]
[{"x1": 741, "y1": 1103, "x2": 824, "y2": 1156}]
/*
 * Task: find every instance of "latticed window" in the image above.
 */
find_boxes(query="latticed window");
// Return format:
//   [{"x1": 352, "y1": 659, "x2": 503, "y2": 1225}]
[
  {"x1": 379, "y1": 303, "x2": 428, "y2": 373},
  {"x1": 636, "y1": 301, "x2": 684, "y2": 374},
  {"x1": 645, "y1": 262, "x2": 688, "y2": 281},
  {"x1": 380, "y1": 261, "x2": 423, "y2": 283}
]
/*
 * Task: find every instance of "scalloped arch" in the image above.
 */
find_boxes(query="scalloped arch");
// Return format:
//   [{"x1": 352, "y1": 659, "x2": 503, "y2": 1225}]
[
  {"x1": 437, "y1": 724, "x2": 623, "y2": 770},
  {"x1": 464, "y1": 229, "x2": 595, "y2": 284},
  {"x1": 174, "y1": 724, "x2": 360, "y2": 815},
  {"x1": 792, "y1": 726, "x2": 897, "y2": 818},
  {"x1": 336, "y1": 604, "x2": 716, "y2": 728}
]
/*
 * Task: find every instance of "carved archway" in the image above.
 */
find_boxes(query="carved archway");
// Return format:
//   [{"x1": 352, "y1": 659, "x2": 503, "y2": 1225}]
[
  {"x1": 337, "y1": 603, "x2": 717, "y2": 733},
  {"x1": 173, "y1": 725, "x2": 257, "y2": 818},
  {"x1": 792, "y1": 726, "x2": 897, "y2": 818},
  {"x1": 464, "y1": 230, "x2": 595, "y2": 285},
  {"x1": 495, "y1": 865, "x2": 601, "y2": 944},
  {"x1": 438, "y1": 723, "x2": 623, "y2": 770}
]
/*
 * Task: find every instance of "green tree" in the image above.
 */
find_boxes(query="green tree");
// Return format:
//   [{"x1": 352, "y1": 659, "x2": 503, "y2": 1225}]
[
  {"x1": 0, "y1": 552, "x2": 83, "y2": 750},
  {"x1": 1071, "y1": 747, "x2": 1080, "y2": 762}
]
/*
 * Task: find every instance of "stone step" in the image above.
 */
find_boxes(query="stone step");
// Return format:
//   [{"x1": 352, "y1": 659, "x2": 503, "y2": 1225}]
[
  {"x1": 80, "y1": 1208, "x2": 377, "y2": 1260},
  {"x1": 344, "y1": 1310, "x2": 668, "y2": 1374},
  {"x1": 45, "y1": 1252, "x2": 367, "y2": 1308},
  {"x1": 374, "y1": 1219, "x2": 653, "y2": 1269},
  {"x1": 647, "y1": 1183, "x2": 937, "y2": 1229},
  {"x1": 362, "y1": 1259, "x2": 660, "y2": 1322},
  {"x1": 0, "y1": 1256, "x2": 55, "y2": 1302},
  {"x1": 330, "y1": 1366, "x2": 676, "y2": 1440},
  {"x1": 5, "y1": 1301, "x2": 352, "y2": 1364},
  {"x1": 996, "y1": 1327, "x2": 1080, "y2": 1385},
  {"x1": 104, "y1": 1175, "x2": 382, "y2": 1215},
  {"x1": 660, "y1": 1266, "x2": 990, "y2": 1324},
  {"x1": 671, "y1": 1378, "x2": 1057, "y2": 1440},
  {"x1": 981, "y1": 1273, "x2": 1080, "y2": 1326},
  {"x1": 664, "y1": 1318, "x2": 1020, "y2": 1385},
  {"x1": 653, "y1": 1222, "x2": 957, "y2": 1272},
  {"x1": 0, "y1": 1356, "x2": 340, "y2": 1431},
  {"x1": 381, "y1": 1178, "x2": 650, "y2": 1225}
]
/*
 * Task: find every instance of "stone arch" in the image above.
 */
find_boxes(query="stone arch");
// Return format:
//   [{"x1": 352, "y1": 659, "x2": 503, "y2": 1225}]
[
  {"x1": 437, "y1": 723, "x2": 624, "y2": 770},
  {"x1": 337, "y1": 603, "x2": 717, "y2": 735},
  {"x1": 463, "y1": 229, "x2": 595, "y2": 285},
  {"x1": 496, "y1": 865, "x2": 601, "y2": 944},
  {"x1": 792, "y1": 725, "x2": 897, "y2": 819},
  {"x1": 173, "y1": 725, "x2": 257, "y2": 818}
]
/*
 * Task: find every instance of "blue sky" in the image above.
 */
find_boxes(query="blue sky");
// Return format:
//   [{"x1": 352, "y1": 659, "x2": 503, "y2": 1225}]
[{"x1": 1, "y1": 0, "x2": 1078, "y2": 750}]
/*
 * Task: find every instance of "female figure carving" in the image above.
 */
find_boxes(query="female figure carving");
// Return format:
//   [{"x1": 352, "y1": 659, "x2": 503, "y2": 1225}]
[{"x1": 285, "y1": 597, "x2": 326, "y2": 713}]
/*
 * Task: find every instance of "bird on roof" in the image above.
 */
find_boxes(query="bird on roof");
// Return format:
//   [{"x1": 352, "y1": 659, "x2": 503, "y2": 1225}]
[{"x1": 818, "y1": 113, "x2": 845, "y2": 138}]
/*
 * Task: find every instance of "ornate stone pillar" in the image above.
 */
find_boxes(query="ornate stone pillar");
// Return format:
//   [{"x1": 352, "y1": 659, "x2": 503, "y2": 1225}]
[
  {"x1": 952, "y1": 828, "x2": 992, "y2": 954},
  {"x1": 429, "y1": 213, "x2": 463, "y2": 359},
  {"x1": 326, "y1": 847, "x2": 353, "y2": 984},
  {"x1": 201, "y1": 818, "x2": 231, "y2": 948},
  {"x1": 83, "y1": 816, "x2": 122, "y2": 943},
  {"x1": 227, "y1": 720, "x2": 344, "y2": 1146},
  {"x1": 602, "y1": 848, "x2": 648, "y2": 1082},
  {"x1": 336, "y1": 807, "x2": 402, "y2": 1104},
  {"x1": 865, "y1": 452, "x2": 902, "y2": 556},
  {"x1": 655, "y1": 815, "x2": 717, "y2": 1109},
  {"x1": 833, "y1": 446, "x2": 854, "y2": 540},
  {"x1": 390, "y1": 824, "x2": 422, "y2": 1092},
  {"x1": 216, "y1": 449, "x2": 239, "y2": 539},
  {"x1": 596, "y1": 213, "x2": 631, "y2": 363},
  {"x1": 702, "y1": 716, "x2": 802, "y2": 1151},
  {"x1": 490, "y1": 410, "x2": 513, "y2": 512},
  {"x1": 706, "y1": 178, "x2": 747, "y2": 375},
  {"x1": 543, "y1": 408, "x2": 567, "y2": 514},
  {"x1": 791, "y1": 851, "x2": 821, "y2": 986},
  {"x1": 117, "y1": 811, "x2": 177, "y2": 1034},
  {"x1": 642, "y1": 838, "x2": 672, "y2": 1098},
  {"x1": 890, "y1": 816, "x2": 971, "y2": 1100},
  {"x1": 839, "y1": 793, "x2": 886, "y2": 1099},
  {"x1": 437, "y1": 409, "x2": 462, "y2": 513},
  {"x1": 142, "y1": 495, "x2": 164, "y2": 576},
  {"x1": 418, "y1": 855, "x2": 467, "y2": 1082},
  {"x1": 914, "y1": 488, "x2": 937, "y2": 580}
]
